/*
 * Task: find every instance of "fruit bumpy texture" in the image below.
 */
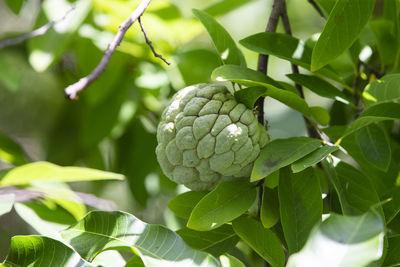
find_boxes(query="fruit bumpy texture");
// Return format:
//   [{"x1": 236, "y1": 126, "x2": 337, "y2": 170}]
[{"x1": 156, "y1": 83, "x2": 268, "y2": 190}]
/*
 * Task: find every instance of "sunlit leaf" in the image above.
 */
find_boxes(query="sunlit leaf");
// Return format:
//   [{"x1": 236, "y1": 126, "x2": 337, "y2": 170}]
[
  {"x1": 61, "y1": 211, "x2": 220, "y2": 266},
  {"x1": 279, "y1": 167, "x2": 322, "y2": 253},
  {"x1": 311, "y1": 0, "x2": 376, "y2": 70},
  {"x1": 232, "y1": 216, "x2": 285, "y2": 267},
  {"x1": 0, "y1": 194, "x2": 14, "y2": 217},
  {"x1": 204, "y1": 0, "x2": 255, "y2": 17},
  {"x1": 219, "y1": 254, "x2": 245, "y2": 267},
  {"x1": 0, "y1": 132, "x2": 28, "y2": 166},
  {"x1": 0, "y1": 161, "x2": 124, "y2": 186},
  {"x1": 287, "y1": 211, "x2": 384, "y2": 267},
  {"x1": 177, "y1": 224, "x2": 239, "y2": 256},
  {"x1": 355, "y1": 124, "x2": 391, "y2": 171},
  {"x1": 2, "y1": 236, "x2": 90, "y2": 267},
  {"x1": 168, "y1": 191, "x2": 208, "y2": 219},
  {"x1": 291, "y1": 145, "x2": 338, "y2": 173},
  {"x1": 212, "y1": 65, "x2": 309, "y2": 115},
  {"x1": 187, "y1": 180, "x2": 256, "y2": 231},
  {"x1": 363, "y1": 74, "x2": 400, "y2": 106},
  {"x1": 251, "y1": 137, "x2": 321, "y2": 181},
  {"x1": 193, "y1": 9, "x2": 246, "y2": 67}
]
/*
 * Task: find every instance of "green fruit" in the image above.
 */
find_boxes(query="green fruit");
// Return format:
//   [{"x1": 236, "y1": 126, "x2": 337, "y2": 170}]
[{"x1": 156, "y1": 83, "x2": 268, "y2": 190}]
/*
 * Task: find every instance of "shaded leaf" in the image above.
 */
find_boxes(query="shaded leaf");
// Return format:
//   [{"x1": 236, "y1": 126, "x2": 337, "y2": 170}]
[
  {"x1": 234, "y1": 86, "x2": 266, "y2": 109},
  {"x1": 239, "y1": 32, "x2": 344, "y2": 84},
  {"x1": 0, "y1": 53, "x2": 22, "y2": 92},
  {"x1": 260, "y1": 187, "x2": 279, "y2": 228},
  {"x1": 212, "y1": 65, "x2": 309, "y2": 115},
  {"x1": 314, "y1": 0, "x2": 336, "y2": 15},
  {"x1": 322, "y1": 158, "x2": 381, "y2": 215},
  {"x1": 193, "y1": 9, "x2": 246, "y2": 66},
  {"x1": 0, "y1": 161, "x2": 124, "y2": 186},
  {"x1": 187, "y1": 180, "x2": 256, "y2": 231},
  {"x1": 61, "y1": 211, "x2": 219, "y2": 266},
  {"x1": 291, "y1": 145, "x2": 338, "y2": 173},
  {"x1": 355, "y1": 124, "x2": 391, "y2": 171},
  {"x1": 279, "y1": 167, "x2": 322, "y2": 253},
  {"x1": 370, "y1": 19, "x2": 398, "y2": 66},
  {"x1": 0, "y1": 132, "x2": 28, "y2": 166},
  {"x1": 287, "y1": 73, "x2": 350, "y2": 104},
  {"x1": 311, "y1": 0, "x2": 376, "y2": 70},
  {"x1": 168, "y1": 191, "x2": 208, "y2": 219},
  {"x1": 204, "y1": 0, "x2": 255, "y2": 17},
  {"x1": 363, "y1": 74, "x2": 400, "y2": 106},
  {"x1": 2, "y1": 236, "x2": 90, "y2": 267},
  {"x1": 0, "y1": 194, "x2": 14, "y2": 217},
  {"x1": 287, "y1": 211, "x2": 384, "y2": 267},
  {"x1": 251, "y1": 137, "x2": 321, "y2": 181},
  {"x1": 232, "y1": 216, "x2": 285, "y2": 267},
  {"x1": 383, "y1": 236, "x2": 400, "y2": 266},
  {"x1": 177, "y1": 224, "x2": 239, "y2": 256}
]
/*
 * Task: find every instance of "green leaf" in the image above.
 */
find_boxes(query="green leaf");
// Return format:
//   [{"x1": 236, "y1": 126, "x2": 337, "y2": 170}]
[
  {"x1": 363, "y1": 74, "x2": 400, "y2": 106},
  {"x1": 0, "y1": 161, "x2": 124, "y2": 186},
  {"x1": 219, "y1": 254, "x2": 245, "y2": 267},
  {"x1": 239, "y1": 32, "x2": 344, "y2": 84},
  {"x1": 0, "y1": 194, "x2": 14, "y2": 217},
  {"x1": 309, "y1": 106, "x2": 330, "y2": 126},
  {"x1": 383, "y1": 236, "x2": 400, "y2": 266},
  {"x1": 287, "y1": 73, "x2": 350, "y2": 104},
  {"x1": 193, "y1": 9, "x2": 246, "y2": 66},
  {"x1": 314, "y1": 0, "x2": 336, "y2": 15},
  {"x1": 176, "y1": 224, "x2": 239, "y2": 256},
  {"x1": 355, "y1": 124, "x2": 391, "y2": 171},
  {"x1": 322, "y1": 159, "x2": 381, "y2": 215},
  {"x1": 251, "y1": 137, "x2": 321, "y2": 181},
  {"x1": 342, "y1": 102, "x2": 400, "y2": 138},
  {"x1": 234, "y1": 86, "x2": 266, "y2": 109},
  {"x1": 61, "y1": 211, "x2": 220, "y2": 266},
  {"x1": 212, "y1": 65, "x2": 309, "y2": 115},
  {"x1": 311, "y1": 0, "x2": 376, "y2": 71},
  {"x1": 168, "y1": 191, "x2": 208, "y2": 219},
  {"x1": 279, "y1": 167, "x2": 322, "y2": 253},
  {"x1": 0, "y1": 53, "x2": 22, "y2": 92},
  {"x1": 370, "y1": 19, "x2": 399, "y2": 66},
  {"x1": 383, "y1": 187, "x2": 400, "y2": 224},
  {"x1": 232, "y1": 216, "x2": 285, "y2": 267},
  {"x1": 291, "y1": 145, "x2": 338, "y2": 173},
  {"x1": 0, "y1": 132, "x2": 28, "y2": 166},
  {"x1": 5, "y1": 0, "x2": 25, "y2": 14},
  {"x1": 175, "y1": 49, "x2": 221, "y2": 85},
  {"x1": 187, "y1": 180, "x2": 256, "y2": 231},
  {"x1": 287, "y1": 211, "x2": 384, "y2": 267},
  {"x1": 260, "y1": 187, "x2": 279, "y2": 228},
  {"x1": 204, "y1": 0, "x2": 255, "y2": 17},
  {"x1": 2, "y1": 236, "x2": 90, "y2": 267}
]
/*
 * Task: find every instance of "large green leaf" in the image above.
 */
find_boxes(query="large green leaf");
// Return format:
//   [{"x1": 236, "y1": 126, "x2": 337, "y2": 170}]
[
  {"x1": 193, "y1": 9, "x2": 246, "y2": 66},
  {"x1": 287, "y1": 211, "x2": 384, "y2": 267},
  {"x1": 322, "y1": 158, "x2": 381, "y2": 215},
  {"x1": 239, "y1": 32, "x2": 344, "y2": 84},
  {"x1": 287, "y1": 74, "x2": 350, "y2": 104},
  {"x1": 61, "y1": 211, "x2": 220, "y2": 266},
  {"x1": 232, "y1": 216, "x2": 285, "y2": 267},
  {"x1": 291, "y1": 145, "x2": 339, "y2": 173},
  {"x1": 1, "y1": 236, "x2": 90, "y2": 267},
  {"x1": 383, "y1": 236, "x2": 400, "y2": 266},
  {"x1": 0, "y1": 132, "x2": 28, "y2": 166},
  {"x1": 311, "y1": 0, "x2": 376, "y2": 71},
  {"x1": 342, "y1": 102, "x2": 400, "y2": 138},
  {"x1": 211, "y1": 65, "x2": 309, "y2": 115},
  {"x1": 0, "y1": 193, "x2": 14, "y2": 217},
  {"x1": 177, "y1": 224, "x2": 239, "y2": 256},
  {"x1": 260, "y1": 187, "x2": 279, "y2": 228},
  {"x1": 187, "y1": 180, "x2": 256, "y2": 231},
  {"x1": 370, "y1": 18, "x2": 399, "y2": 66},
  {"x1": 251, "y1": 137, "x2": 321, "y2": 181},
  {"x1": 363, "y1": 74, "x2": 400, "y2": 106},
  {"x1": 355, "y1": 124, "x2": 391, "y2": 171},
  {"x1": 279, "y1": 167, "x2": 322, "y2": 253},
  {"x1": 168, "y1": 191, "x2": 208, "y2": 219},
  {"x1": 0, "y1": 161, "x2": 124, "y2": 186}
]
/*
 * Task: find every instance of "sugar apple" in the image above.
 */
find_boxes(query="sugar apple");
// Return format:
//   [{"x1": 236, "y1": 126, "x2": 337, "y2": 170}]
[{"x1": 156, "y1": 83, "x2": 268, "y2": 191}]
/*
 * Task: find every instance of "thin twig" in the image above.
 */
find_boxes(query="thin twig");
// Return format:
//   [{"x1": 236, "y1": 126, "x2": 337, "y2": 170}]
[
  {"x1": 0, "y1": 7, "x2": 75, "y2": 50},
  {"x1": 138, "y1": 17, "x2": 170, "y2": 65},
  {"x1": 65, "y1": 0, "x2": 152, "y2": 100},
  {"x1": 359, "y1": 60, "x2": 384, "y2": 78},
  {"x1": 307, "y1": 0, "x2": 325, "y2": 17}
]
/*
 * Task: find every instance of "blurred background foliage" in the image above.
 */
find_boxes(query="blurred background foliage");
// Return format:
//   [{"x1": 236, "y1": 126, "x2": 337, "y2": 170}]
[{"x1": 0, "y1": 0, "x2": 330, "y2": 263}]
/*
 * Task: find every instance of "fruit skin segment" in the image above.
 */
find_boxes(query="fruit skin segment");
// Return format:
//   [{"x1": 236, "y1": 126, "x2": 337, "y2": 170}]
[{"x1": 156, "y1": 83, "x2": 268, "y2": 190}]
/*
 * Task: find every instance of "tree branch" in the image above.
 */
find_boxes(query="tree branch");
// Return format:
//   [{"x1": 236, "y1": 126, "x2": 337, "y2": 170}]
[
  {"x1": 138, "y1": 16, "x2": 170, "y2": 65},
  {"x1": 0, "y1": 7, "x2": 74, "y2": 50},
  {"x1": 307, "y1": 0, "x2": 325, "y2": 17},
  {"x1": 64, "y1": 0, "x2": 152, "y2": 100}
]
